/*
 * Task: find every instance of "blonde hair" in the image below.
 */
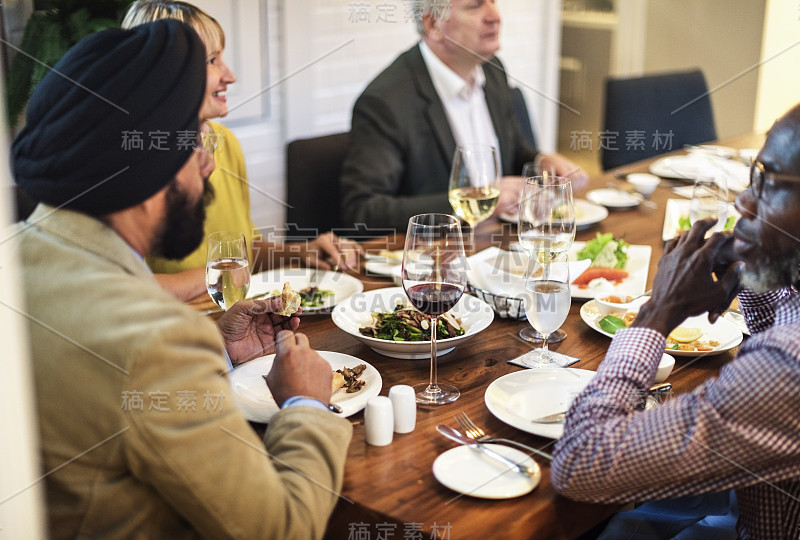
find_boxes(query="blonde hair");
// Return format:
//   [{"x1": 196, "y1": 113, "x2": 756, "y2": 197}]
[{"x1": 122, "y1": 1, "x2": 225, "y2": 53}]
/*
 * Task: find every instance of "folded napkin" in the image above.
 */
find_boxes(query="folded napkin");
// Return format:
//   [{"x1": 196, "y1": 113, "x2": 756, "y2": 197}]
[{"x1": 508, "y1": 349, "x2": 580, "y2": 369}]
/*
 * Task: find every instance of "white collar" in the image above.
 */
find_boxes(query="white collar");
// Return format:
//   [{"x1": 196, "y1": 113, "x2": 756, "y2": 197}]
[{"x1": 419, "y1": 41, "x2": 485, "y2": 102}]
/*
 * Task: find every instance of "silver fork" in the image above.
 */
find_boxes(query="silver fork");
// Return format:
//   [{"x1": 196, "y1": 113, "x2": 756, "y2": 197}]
[{"x1": 455, "y1": 412, "x2": 553, "y2": 461}]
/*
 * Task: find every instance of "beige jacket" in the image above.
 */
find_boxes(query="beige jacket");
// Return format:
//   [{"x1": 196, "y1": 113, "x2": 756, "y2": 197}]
[{"x1": 18, "y1": 205, "x2": 352, "y2": 539}]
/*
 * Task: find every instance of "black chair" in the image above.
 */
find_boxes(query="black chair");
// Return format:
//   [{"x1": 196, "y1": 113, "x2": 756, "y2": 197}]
[
  {"x1": 511, "y1": 87, "x2": 537, "y2": 150},
  {"x1": 601, "y1": 69, "x2": 717, "y2": 171},
  {"x1": 285, "y1": 132, "x2": 349, "y2": 235}
]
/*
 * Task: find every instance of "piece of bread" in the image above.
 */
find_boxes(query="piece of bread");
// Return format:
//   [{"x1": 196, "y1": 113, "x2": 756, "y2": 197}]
[
  {"x1": 275, "y1": 282, "x2": 301, "y2": 316},
  {"x1": 331, "y1": 371, "x2": 346, "y2": 392}
]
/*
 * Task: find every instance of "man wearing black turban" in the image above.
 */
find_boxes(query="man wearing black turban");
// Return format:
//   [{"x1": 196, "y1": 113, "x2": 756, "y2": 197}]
[{"x1": 12, "y1": 20, "x2": 351, "y2": 539}]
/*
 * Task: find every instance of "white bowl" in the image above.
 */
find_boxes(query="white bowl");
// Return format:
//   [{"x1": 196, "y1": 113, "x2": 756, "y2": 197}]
[
  {"x1": 594, "y1": 294, "x2": 636, "y2": 317},
  {"x1": 655, "y1": 353, "x2": 675, "y2": 383},
  {"x1": 627, "y1": 173, "x2": 661, "y2": 197},
  {"x1": 331, "y1": 287, "x2": 494, "y2": 359}
]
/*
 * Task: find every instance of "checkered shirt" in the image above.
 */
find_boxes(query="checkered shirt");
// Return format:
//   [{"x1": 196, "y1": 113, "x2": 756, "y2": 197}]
[{"x1": 552, "y1": 287, "x2": 800, "y2": 539}]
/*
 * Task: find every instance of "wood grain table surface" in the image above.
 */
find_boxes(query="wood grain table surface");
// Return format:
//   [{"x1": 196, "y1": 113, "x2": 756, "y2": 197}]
[{"x1": 188, "y1": 133, "x2": 764, "y2": 540}]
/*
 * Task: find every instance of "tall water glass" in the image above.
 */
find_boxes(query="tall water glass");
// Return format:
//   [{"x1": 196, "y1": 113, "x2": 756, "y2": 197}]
[
  {"x1": 522, "y1": 253, "x2": 571, "y2": 366},
  {"x1": 517, "y1": 176, "x2": 575, "y2": 343}
]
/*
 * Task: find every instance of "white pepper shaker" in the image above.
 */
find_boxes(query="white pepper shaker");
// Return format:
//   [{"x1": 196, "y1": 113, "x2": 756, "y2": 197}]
[
  {"x1": 364, "y1": 396, "x2": 394, "y2": 446},
  {"x1": 388, "y1": 385, "x2": 416, "y2": 433}
]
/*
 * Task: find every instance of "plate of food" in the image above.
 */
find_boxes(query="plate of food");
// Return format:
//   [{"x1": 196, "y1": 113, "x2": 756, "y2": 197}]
[
  {"x1": 569, "y1": 233, "x2": 651, "y2": 300},
  {"x1": 247, "y1": 268, "x2": 363, "y2": 315},
  {"x1": 661, "y1": 198, "x2": 740, "y2": 241},
  {"x1": 579, "y1": 299, "x2": 744, "y2": 356},
  {"x1": 499, "y1": 199, "x2": 608, "y2": 230},
  {"x1": 484, "y1": 368, "x2": 596, "y2": 439},
  {"x1": 229, "y1": 351, "x2": 382, "y2": 422},
  {"x1": 331, "y1": 287, "x2": 494, "y2": 359}
]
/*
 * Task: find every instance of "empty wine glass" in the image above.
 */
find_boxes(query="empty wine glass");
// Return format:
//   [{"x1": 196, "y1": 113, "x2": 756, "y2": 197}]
[
  {"x1": 205, "y1": 231, "x2": 250, "y2": 310},
  {"x1": 522, "y1": 252, "x2": 571, "y2": 366},
  {"x1": 517, "y1": 176, "x2": 575, "y2": 343},
  {"x1": 448, "y1": 146, "x2": 501, "y2": 254},
  {"x1": 402, "y1": 214, "x2": 467, "y2": 405},
  {"x1": 689, "y1": 176, "x2": 728, "y2": 233}
]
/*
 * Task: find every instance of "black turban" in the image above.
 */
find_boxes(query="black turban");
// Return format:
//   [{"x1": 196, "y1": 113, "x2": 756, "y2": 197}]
[{"x1": 12, "y1": 19, "x2": 206, "y2": 216}]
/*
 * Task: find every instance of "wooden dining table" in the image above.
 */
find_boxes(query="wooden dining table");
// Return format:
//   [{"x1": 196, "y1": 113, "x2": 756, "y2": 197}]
[{"x1": 190, "y1": 133, "x2": 763, "y2": 540}]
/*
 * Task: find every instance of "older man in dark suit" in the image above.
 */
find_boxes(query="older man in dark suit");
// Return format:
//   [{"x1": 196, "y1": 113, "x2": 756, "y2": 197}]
[{"x1": 340, "y1": 0, "x2": 586, "y2": 230}]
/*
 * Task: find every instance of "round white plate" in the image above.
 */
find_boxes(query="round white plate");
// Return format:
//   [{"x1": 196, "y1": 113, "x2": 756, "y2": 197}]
[
  {"x1": 229, "y1": 351, "x2": 381, "y2": 423},
  {"x1": 247, "y1": 268, "x2": 363, "y2": 315},
  {"x1": 499, "y1": 199, "x2": 608, "y2": 230},
  {"x1": 484, "y1": 368, "x2": 596, "y2": 439},
  {"x1": 331, "y1": 287, "x2": 494, "y2": 359},
  {"x1": 580, "y1": 299, "x2": 744, "y2": 356},
  {"x1": 723, "y1": 310, "x2": 750, "y2": 337},
  {"x1": 586, "y1": 189, "x2": 643, "y2": 209},
  {"x1": 432, "y1": 444, "x2": 541, "y2": 499},
  {"x1": 363, "y1": 260, "x2": 402, "y2": 282},
  {"x1": 649, "y1": 154, "x2": 749, "y2": 192}
]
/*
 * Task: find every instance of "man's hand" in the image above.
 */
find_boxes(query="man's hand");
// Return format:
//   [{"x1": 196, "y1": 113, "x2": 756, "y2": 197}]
[
  {"x1": 633, "y1": 219, "x2": 742, "y2": 336},
  {"x1": 294, "y1": 231, "x2": 363, "y2": 271},
  {"x1": 496, "y1": 175, "x2": 524, "y2": 214},
  {"x1": 265, "y1": 331, "x2": 332, "y2": 407},
  {"x1": 538, "y1": 154, "x2": 589, "y2": 192},
  {"x1": 216, "y1": 296, "x2": 300, "y2": 364}
]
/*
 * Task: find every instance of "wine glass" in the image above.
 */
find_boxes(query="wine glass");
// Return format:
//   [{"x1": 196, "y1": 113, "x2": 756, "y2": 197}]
[
  {"x1": 205, "y1": 231, "x2": 250, "y2": 310},
  {"x1": 689, "y1": 176, "x2": 728, "y2": 234},
  {"x1": 522, "y1": 252, "x2": 571, "y2": 366},
  {"x1": 448, "y1": 146, "x2": 501, "y2": 254},
  {"x1": 517, "y1": 176, "x2": 575, "y2": 343},
  {"x1": 402, "y1": 214, "x2": 467, "y2": 405}
]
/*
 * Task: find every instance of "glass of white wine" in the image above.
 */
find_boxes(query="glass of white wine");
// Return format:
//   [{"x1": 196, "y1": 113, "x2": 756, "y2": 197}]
[
  {"x1": 517, "y1": 176, "x2": 575, "y2": 343},
  {"x1": 205, "y1": 231, "x2": 250, "y2": 311},
  {"x1": 448, "y1": 145, "x2": 501, "y2": 254}
]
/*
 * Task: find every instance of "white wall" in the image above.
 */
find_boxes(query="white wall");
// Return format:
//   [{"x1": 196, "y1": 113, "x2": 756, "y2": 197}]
[
  {"x1": 0, "y1": 71, "x2": 46, "y2": 539},
  {"x1": 754, "y1": 0, "x2": 800, "y2": 131}
]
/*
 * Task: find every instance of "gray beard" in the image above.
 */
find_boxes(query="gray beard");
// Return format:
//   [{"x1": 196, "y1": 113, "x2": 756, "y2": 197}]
[{"x1": 739, "y1": 253, "x2": 800, "y2": 293}]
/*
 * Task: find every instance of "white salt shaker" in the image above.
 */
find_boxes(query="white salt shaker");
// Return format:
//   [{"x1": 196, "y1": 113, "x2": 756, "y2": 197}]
[
  {"x1": 388, "y1": 385, "x2": 416, "y2": 433},
  {"x1": 364, "y1": 396, "x2": 394, "y2": 446}
]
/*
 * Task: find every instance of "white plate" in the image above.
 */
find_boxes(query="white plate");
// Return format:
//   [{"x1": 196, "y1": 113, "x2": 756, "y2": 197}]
[
  {"x1": 247, "y1": 268, "x2": 363, "y2": 314},
  {"x1": 484, "y1": 368, "x2": 596, "y2": 439},
  {"x1": 467, "y1": 247, "x2": 591, "y2": 305},
  {"x1": 229, "y1": 351, "x2": 381, "y2": 422},
  {"x1": 649, "y1": 154, "x2": 749, "y2": 193},
  {"x1": 723, "y1": 310, "x2": 750, "y2": 337},
  {"x1": 586, "y1": 189, "x2": 643, "y2": 209},
  {"x1": 569, "y1": 241, "x2": 651, "y2": 300},
  {"x1": 499, "y1": 199, "x2": 608, "y2": 230},
  {"x1": 579, "y1": 299, "x2": 744, "y2": 356},
  {"x1": 331, "y1": 287, "x2": 494, "y2": 359},
  {"x1": 432, "y1": 444, "x2": 541, "y2": 498},
  {"x1": 661, "y1": 198, "x2": 740, "y2": 241}
]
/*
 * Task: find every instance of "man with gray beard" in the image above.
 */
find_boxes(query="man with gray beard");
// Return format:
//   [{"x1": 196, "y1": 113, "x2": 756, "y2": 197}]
[{"x1": 551, "y1": 103, "x2": 800, "y2": 538}]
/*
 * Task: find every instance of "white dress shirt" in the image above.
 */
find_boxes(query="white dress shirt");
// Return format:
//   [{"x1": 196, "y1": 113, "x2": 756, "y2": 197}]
[{"x1": 419, "y1": 41, "x2": 501, "y2": 163}]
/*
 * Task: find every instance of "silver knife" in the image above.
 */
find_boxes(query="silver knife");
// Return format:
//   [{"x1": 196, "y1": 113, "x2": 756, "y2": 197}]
[
  {"x1": 436, "y1": 425, "x2": 538, "y2": 476},
  {"x1": 531, "y1": 383, "x2": 673, "y2": 424}
]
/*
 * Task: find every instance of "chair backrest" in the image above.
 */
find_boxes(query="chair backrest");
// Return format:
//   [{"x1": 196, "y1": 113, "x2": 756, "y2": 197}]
[
  {"x1": 601, "y1": 69, "x2": 716, "y2": 171},
  {"x1": 285, "y1": 132, "x2": 349, "y2": 234},
  {"x1": 511, "y1": 87, "x2": 537, "y2": 149}
]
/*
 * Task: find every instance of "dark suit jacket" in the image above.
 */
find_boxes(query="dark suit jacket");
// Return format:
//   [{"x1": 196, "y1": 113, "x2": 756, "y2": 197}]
[{"x1": 340, "y1": 43, "x2": 538, "y2": 231}]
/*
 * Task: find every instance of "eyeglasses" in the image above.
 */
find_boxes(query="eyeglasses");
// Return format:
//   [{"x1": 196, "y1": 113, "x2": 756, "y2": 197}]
[{"x1": 750, "y1": 161, "x2": 800, "y2": 199}]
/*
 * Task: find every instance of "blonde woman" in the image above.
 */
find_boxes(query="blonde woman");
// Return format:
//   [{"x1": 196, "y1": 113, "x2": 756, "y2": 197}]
[{"x1": 123, "y1": 1, "x2": 361, "y2": 301}]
